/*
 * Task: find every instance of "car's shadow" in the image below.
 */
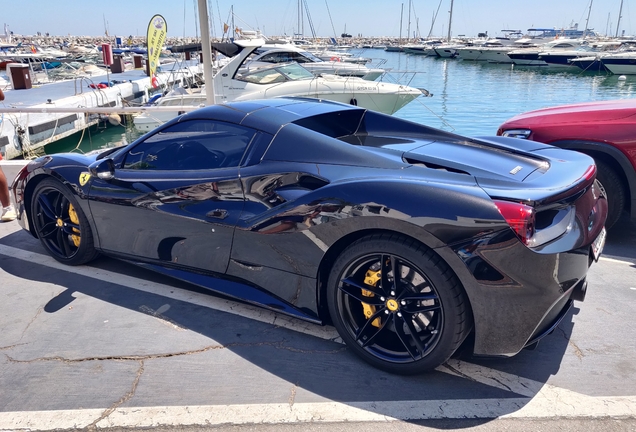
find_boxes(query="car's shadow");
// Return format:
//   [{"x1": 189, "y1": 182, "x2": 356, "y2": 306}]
[{"x1": 2, "y1": 218, "x2": 633, "y2": 425}]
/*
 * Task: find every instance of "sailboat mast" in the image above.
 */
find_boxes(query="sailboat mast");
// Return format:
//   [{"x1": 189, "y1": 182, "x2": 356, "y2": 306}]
[
  {"x1": 407, "y1": 0, "x2": 412, "y2": 41},
  {"x1": 616, "y1": 0, "x2": 624, "y2": 37},
  {"x1": 297, "y1": 0, "x2": 303, "y2": 38},
  {"x1": 399, "y1": 3, "x2": 403, "y2": 43},
  {"x1": 584, "y1": 0, "x2": 593, "y2": 36},
  {"x1": 447, "y1": 0, "x2": 454, "y2": 42}
]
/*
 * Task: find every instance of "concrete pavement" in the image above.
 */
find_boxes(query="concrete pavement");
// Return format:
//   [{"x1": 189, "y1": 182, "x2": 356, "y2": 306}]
[{"x1": 0, "y1": 198, "x2": 635, "y2": 431}]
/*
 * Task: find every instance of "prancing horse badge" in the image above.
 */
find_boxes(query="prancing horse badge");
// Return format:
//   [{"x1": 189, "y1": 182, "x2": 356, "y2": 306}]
[{"x1": 79, "y1": 172, "x2": 91, "y2": 186}]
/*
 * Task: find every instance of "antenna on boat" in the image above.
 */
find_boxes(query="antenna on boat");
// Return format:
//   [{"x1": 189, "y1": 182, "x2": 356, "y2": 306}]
[{"x1": 197, "y1": 0, "x2": 215, "y2": 105}]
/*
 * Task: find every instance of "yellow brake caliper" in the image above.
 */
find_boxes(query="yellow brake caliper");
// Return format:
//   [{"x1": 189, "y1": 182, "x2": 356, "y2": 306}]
[
  {"x1": 363, "y1": 269, "x2": 381, "y2": 327},
  {"x1": 68, "y1": 204, "x2": 81, "y2": 247}
]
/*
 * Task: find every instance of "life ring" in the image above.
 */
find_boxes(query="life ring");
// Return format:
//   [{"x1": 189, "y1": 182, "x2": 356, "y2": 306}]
[{"x1": 330, "y1": 56, "x2": 340, "y2": 62}]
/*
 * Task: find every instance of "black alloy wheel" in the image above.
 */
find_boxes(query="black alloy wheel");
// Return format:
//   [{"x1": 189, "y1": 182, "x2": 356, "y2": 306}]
[
  {"x1": 31, "y1": 178, "x2": 98, "y2": 265},
  {"x1": 327, "y1": 233, "x2": 471, "y2": 374}
]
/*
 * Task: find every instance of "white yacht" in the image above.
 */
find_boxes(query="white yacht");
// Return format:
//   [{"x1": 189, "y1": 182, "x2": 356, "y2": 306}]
[
  {"x1": 570, "y1": 41, "x2": 636, "y2": 73},
  {"x1": 135, "y1": 38, "x2": 426, "y2": 131},
  {"x1": 245, "y1": 46, "x2": 385, "y2": 81},
  {"x1": 507, "y1": 39, "x2": 587, "y2": 66},
  {"x1": 456, "y1": 38, "x2": 538, "y2": 63},
  {"x1": 403, "y1": 40, "x2": 443, "y2": 56},
  {"x1": 433, "y1": 43, "x2": 464, "y2": 58},
  {"x1": 601, "y1": 51, "x2": 636, "y2": 75}
]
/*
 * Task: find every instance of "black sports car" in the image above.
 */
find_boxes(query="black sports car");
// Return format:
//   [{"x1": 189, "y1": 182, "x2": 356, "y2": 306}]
[{"x1": 12, "y1": 98, "x2": 608, "y2": 374}]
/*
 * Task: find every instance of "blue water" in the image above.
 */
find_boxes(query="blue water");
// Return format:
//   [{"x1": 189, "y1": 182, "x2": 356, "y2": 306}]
[
  {"x1": 379, "y1": 50, "x2": 636, "y2": 136},
  {"x1": 50, "y1": 49, "x2": 636, "y2": 154}
]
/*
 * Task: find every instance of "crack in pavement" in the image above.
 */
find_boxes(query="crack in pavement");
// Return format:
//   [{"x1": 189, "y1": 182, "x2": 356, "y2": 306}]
[
  {"x1": 86, "y1": 359, "x2": 145, "y2": 430},
  {"x1": 3, "y1": 340, "x2": 347, "y2": 364},
  {"x1": 0, "y1": 342, "x2": 29, "y2": 351},
  {"x1": 558, "y1": 327, "x2": 584, "y2": 360},
  {"x1": 19, "y1": 307, "x2": 42, "y2": 340}
]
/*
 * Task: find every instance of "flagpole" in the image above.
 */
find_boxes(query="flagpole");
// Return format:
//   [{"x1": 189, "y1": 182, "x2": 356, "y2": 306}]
[{"x1": 197, "y1": 0, "x2": 215, "y2": 105}]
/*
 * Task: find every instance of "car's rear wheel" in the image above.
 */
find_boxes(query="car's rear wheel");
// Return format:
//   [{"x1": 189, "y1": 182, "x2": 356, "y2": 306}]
[
  {"x1": 31, "y1": 178, "x2": 98, "y2": 265},
  {"x1": 327, "y1": 233, "x2": 472, "y2": 374},
  {"x1": 596, "y1": 160, "x2": 625, "y2": 229}
]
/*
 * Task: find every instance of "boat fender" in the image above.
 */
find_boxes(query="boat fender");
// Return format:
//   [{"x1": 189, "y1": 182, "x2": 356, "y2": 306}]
[
  {"x1": 108, "y1": 114, "x2": 122, "y2": 126},
  {"x1": 349, "y1": 98, "x2": 358, "y2": 106}
]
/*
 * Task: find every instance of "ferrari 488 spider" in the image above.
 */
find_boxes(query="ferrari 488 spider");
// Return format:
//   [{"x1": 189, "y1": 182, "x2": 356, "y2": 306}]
[{"x1": 12, "y1": 98, "x2": 608, "y2": 374}]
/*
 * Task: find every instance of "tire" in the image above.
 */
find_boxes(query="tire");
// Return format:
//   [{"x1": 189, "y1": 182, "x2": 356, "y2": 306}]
[
  {"x1": 596, "y1": 160, "x2": 626, "y2": 230},
  {"x1": 327, "y1": 233, "x2": 472, "y2": 375},
  {"x1": 31, "y1": 178, "x2": 99, "y2": 265}
]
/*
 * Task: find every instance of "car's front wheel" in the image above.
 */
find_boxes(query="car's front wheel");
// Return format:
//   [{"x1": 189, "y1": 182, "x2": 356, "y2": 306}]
[
  {"x1": 596, "y1": 160, "x2": 626, "y2": 229},
  {"x1": 31, "y1": 178, "x2": 99, "y2": 265},
  {"x1": 327, "y1": 233, "x2": 472, "y2": 374}
]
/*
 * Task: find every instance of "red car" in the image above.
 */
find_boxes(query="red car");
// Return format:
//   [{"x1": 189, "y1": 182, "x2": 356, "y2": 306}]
[{"x1": 498, "y1": 99, "x2": 636, "y2": 229}]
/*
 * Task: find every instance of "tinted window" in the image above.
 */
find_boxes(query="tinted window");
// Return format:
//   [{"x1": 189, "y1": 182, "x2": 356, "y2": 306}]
[{"x1": 123, "y1": 120, "x2": 255, "y2": 170}]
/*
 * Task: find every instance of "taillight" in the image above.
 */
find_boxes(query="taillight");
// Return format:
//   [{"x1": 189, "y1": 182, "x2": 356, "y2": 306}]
[
  {"x1": 494, "y1": 200, "x2": 535, "y2": 245},
  {"x1": 582, "y1": 164, "x2": 596, "y2": 182}
]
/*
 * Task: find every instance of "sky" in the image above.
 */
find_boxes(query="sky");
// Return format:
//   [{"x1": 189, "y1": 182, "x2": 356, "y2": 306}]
[{"x1": 2, "y1": 0, "x2": 634, "y2": 40}]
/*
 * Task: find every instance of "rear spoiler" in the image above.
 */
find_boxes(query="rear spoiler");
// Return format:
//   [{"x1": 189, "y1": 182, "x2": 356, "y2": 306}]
[{"x1": 477, "y1": 147, "x2": 597, "y2": 206}]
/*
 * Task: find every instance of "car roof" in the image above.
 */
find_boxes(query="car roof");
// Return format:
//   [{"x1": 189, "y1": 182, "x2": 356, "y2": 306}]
[{"x1": 177, "y1": 97, "x2": 364, "y2": 134}]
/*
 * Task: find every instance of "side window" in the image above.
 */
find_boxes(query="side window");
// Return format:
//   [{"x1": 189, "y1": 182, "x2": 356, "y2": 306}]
[
  {"x1": 260, "y1": 53, "x2": 283, "y2": 63},
  {"x1": 291, "y1": 52, "x2": 309, "y2": 63},
  {"x1": 122, "y1": 120, "x2": 256, "y2": 170}
]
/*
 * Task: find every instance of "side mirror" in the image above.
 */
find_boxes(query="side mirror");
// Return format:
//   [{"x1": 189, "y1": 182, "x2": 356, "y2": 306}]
[{"x1": 88, "y1": 158, "x2": 115, "y2": 181}]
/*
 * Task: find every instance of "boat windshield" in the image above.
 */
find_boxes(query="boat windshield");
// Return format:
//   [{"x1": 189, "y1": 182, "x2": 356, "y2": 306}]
[
  {"x1": 158, "y1": 96, "x2": 206, "y2": 106},
  {"x1": 237, "y1": 63, "x2": 315, "y2": 84}
]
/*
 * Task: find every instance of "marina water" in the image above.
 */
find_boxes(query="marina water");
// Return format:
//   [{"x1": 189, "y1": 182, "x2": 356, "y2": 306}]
[{"x1": 48, "y1": 49, "x2": 636, "y2": 155}]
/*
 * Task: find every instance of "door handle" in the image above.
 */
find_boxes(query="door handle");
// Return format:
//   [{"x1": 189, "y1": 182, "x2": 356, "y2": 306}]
[{"x1": 206, "y1": 209, "x2": 228, "y2": 219}]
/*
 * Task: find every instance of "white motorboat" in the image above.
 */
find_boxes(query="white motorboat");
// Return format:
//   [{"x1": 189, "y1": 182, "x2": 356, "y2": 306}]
[
  {"x1": 601, "y1": 51, "x2": 636, "y2": 75},
  {"x1": 403, "y1": 40, "x2": 443, "y2": 56},
  {"x1": 135, "y1": 38, "x2": 425, "y2": 131},
  {"x1": 213, "y1": 38, "x2": 424, "y2": 115},
  {"x1": 310, "y1": 49, "x2": 371, "y2": 64},
  {"x1": 134, "y1": 91, "x2": 206, "y2": 132},
  {"x1": 433, "y1": 43, "x2": 464, "y2": 58},
  {"x1": 536, "y1": 40, "x2": 622, "y2": 68},
  {"x1": 456, "y1": 40, "x2": 513, "y2": 63},
  {"x1": 246, "y1": 46, "x2": 385, "y2": 81},
  {"x1": 507, "y1": 39, "x2": 587, "y2": 66},
  {"x1": 570, "y1": 41, "x2": 636, "y2": 73}
]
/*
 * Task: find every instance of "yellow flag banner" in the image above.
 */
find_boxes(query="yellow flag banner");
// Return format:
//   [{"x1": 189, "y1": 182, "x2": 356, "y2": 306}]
[{"x1": 146, "y1": 14, "x2": 167, "y2": 88}]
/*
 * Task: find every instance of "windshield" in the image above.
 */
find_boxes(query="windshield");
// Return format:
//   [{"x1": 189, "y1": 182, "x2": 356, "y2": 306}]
[{"x1": 237, "y1": 63, "x2": 314, "y2": 84}]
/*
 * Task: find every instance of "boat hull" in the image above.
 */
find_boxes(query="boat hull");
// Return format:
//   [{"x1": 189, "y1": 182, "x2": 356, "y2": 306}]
[{"x1": 603, "y1": 59, "x2": 636, "y2": 75}]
